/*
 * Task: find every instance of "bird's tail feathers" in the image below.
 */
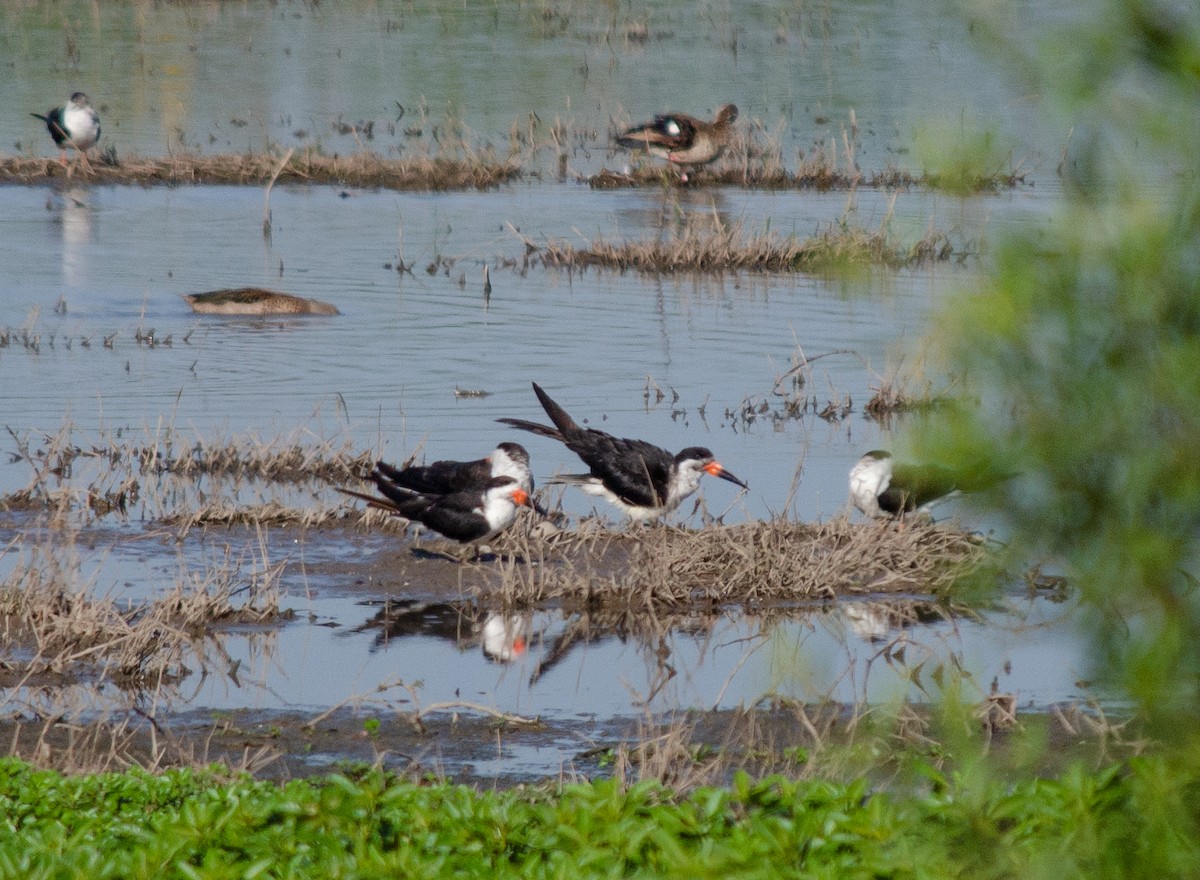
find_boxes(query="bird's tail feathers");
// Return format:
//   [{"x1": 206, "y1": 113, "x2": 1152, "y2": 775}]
[
  {"x1": 530, "y1": 383, "x2": 581, "y2": 436},
  {"x1": 369, "y1": 473, "x2": 423, "y2": 508},
  {"x1": 374, "y1": 460, "x2": 410, "y2": 483},
  {"x1": 545, "y1": 472, "x2": 594, "y2": 488},
  {"x1": 496, "y1": 417, "x2": 564, "y2": 442},
  {"x1": 335, "y1": 486, "x2": 402, "y2": 515}
]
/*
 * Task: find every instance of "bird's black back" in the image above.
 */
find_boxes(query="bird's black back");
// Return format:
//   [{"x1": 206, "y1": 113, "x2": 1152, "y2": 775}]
[
  {"x1": 375, "y1": 456, "x2": 491, "y2": 496},
  {"x1": 878, "y1": 462, "x2": 959, "y2": 514}
]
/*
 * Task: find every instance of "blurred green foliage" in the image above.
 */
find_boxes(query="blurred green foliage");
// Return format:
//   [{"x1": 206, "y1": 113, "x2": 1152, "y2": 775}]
[{"x1": 926, "y1": 0, "x2": 1200, "y2": 737}]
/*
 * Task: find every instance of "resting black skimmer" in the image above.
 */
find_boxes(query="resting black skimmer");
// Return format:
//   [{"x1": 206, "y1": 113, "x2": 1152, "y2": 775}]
[
  {"x1": 371, "y1": 441, "x2": 548, "y2": 515},
  {"x1": 375, "y1": 442, "x2": 533, "y2": 495},
  {"x1": 849, "y1": 450, "x2": 963, "y2": 519},
  {"x1": 498, "y1": 382, "x2": 747, "y2": 521},
  {"x1": 31, "y1": 92, "x2": 101, "y2": 165},
  {"x1": 615, "y1": 103, "x2": 738, "y2": 180},
  {"x1": 340, "y1": 474, "x2": 532, "y2": 544}
]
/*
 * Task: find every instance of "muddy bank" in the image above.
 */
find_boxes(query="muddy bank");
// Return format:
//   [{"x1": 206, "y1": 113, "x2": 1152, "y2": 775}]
[{"x1": 0, "y1": 696, "x2": 1129, "y2": 788}]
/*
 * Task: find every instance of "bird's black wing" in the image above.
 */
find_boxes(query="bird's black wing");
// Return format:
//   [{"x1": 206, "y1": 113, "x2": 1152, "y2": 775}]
[
  {"x1": 572, "y1": 432, "x2": 674, "y2": 508},
  {"x1": 616, "y1": 115, "x2": 696, "y2": 151},
  {"x1": 376, "y1": 457, "x2": 491, "y2": 495},
  {"x1": 405, "y1": 491, "x2": 491, "y2": 542},
  {"x1": 31, "y1": 110, "x2": 68, "y2": 146},
  {"x1": 881, "y1": 463, "x2": 959, "y2": 513}
]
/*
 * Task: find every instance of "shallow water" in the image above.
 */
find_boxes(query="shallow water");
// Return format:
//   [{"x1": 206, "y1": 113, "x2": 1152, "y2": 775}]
[{"x1": 0, "y1": 0, "x2": 1101, "y2": 777}]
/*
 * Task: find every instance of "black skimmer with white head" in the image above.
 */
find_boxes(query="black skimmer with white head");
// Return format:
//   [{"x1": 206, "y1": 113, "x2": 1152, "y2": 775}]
[
  {"x1": 340, "y1": 474, "x2": 532, "y2": 544},
  {"x1": 31, "y1": 92, "x2": 101, "y2": 165},
  {"x1": 849, "y1": 450, "x2": 962, "y2": 519},
  {"x1": 498, "y1": 382, "x2": 747, "y2": 521},
  {"x1": 371, "y1": 441, "x2": 549, "y2": 515},
  {"x1": 615, "y1": 103, "x2": 738, "y2": 180}
]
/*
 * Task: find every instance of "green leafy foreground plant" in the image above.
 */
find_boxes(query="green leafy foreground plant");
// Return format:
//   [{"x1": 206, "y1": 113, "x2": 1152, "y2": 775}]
[
  {"x1": 0, "y1": 757, "x2": 1196, "y2": 878},
  {"x1": 923, "y1": 0, "x2": 1200, "y2": 745}
]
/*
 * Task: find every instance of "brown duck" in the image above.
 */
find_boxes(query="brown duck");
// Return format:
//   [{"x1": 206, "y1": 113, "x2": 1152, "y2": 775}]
[
  {"x1": 183, "y1": 288, "x2": 339, "y2": 316},
  {"x1": 615, "y1": 103, "x2": 739, "y2": 179}
]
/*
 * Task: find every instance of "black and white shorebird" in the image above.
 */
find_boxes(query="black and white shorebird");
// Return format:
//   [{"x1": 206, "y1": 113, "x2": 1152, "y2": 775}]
[
  {"x1": 615, "y1": 103, "x2": 738, "y2": 181},
  {"x1": 849, "y1": 450, "x2": 964, "y2": 519},
  {"x1": 369, "y1": 441, "x2": 549, "y2": 515},
  {"x1": 340, "y1": 473, "x2": 532, "y2": 546},
  {"x1": 31, "y1": 92, "x2": 101, "y2": 166},
  {"x1": 374, "y1": 442, "x2": 534, "y2": 496},
  {"x1": 498, "y1": 382, "x2": 747, "y2": 522}
]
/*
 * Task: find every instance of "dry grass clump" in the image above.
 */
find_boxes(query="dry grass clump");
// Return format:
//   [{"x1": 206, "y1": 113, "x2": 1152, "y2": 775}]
[
  {"x1": 2, "y1": 420, "x2": 378, "y2": 529},
  {"x1": 863, "y1": 356, "x2": 961, "y2": 422},
  {"x1": 0, "y1": 150, "x2": 522, "y2": 191},
  {"x1": 535, "y1": 218, "x2": 958, "y2": 275},
  {"x1": 163, "y1": 499, "x2": 352, "y2": 530},
  {"x1": 3, "y1": 714, "x2": 282, "y2": 777},
  {"x1": 0, "y1": 539, "x2": 284, "y2": 688},
  {"x1": 140, "y1": 435, "x2": 374, "y2": 485},
  {"x1": 493, "y1": 517, "x2": 988, "y2": 608},
  {"x1": 864, "y1": 381, "x2": 955, "y2": 421}
]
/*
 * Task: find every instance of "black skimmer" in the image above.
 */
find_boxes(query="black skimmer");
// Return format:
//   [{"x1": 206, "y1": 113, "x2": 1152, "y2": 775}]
[
  {"x1": 340, "y1": 474, "x2": 532, "y2": 545},
  {"x1": 497, "y1": 382, "x2": 747, "y2": 521},
  {"x1": 31, "y1": 92, "x2": 101, "y2": 166},
  {"x1": 849, "y1": 450, "x2": 963, "y2": 519},
  {"x1": 370, "y1": 441, "x2": 549, "y2": 515},
  {"x1": 615, "y1": 103, "x2": 738, "y2": 181},
  {"x1": 374, "y1": 442, "x2": 534, "y2": 496}
]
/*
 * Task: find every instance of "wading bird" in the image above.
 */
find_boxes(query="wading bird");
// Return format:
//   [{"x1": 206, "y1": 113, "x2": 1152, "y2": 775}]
[
  {"x1": 615, "y1": 103, "x2": 738, "y2": 182},
  {"x1": 31, "y1": 92, "x2": 101, "y2": 167},
  {"x1": 498, "y1": 382, "x2": 747, "y2": 521}
]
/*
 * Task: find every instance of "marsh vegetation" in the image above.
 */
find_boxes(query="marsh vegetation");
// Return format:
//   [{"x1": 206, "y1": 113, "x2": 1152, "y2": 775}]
[{"x1": 2, "y1": 0, "x2": 1197, "y2": 875}]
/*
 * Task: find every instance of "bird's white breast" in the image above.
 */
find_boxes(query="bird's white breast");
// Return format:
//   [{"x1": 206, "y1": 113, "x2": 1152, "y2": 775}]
[{"x1": 849, "y1": 455, "x2": 892, "y2": 518}]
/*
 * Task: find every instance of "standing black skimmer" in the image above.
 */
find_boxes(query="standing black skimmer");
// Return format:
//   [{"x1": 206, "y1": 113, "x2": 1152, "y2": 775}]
[
  {"x1": 31, "y1": 92, "x2": 101, "y2": 167},
  {"x1": 615, "y1": 103, "x2": 738, "y2": 181},
  {"x1": 498, "y1": 382, "x2": 747, "y2": 521},
  {"x1": 340, "y1": 474, "x2": 532, "y2": 545},
  {"x1": 849, "y1": 450, "x2": 963, "y2": 519}
]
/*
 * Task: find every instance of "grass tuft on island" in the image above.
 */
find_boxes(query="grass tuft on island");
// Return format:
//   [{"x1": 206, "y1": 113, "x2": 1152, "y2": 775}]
[
  {"x1": 491, "y1": 517, "x2": 991, "y2": 607},
  {"x1": 533, "y1": 217, "x2": 964, "y2": 274},
  {"x1": 0, "y1": 150, "x2": 523, "y2": 191}
]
